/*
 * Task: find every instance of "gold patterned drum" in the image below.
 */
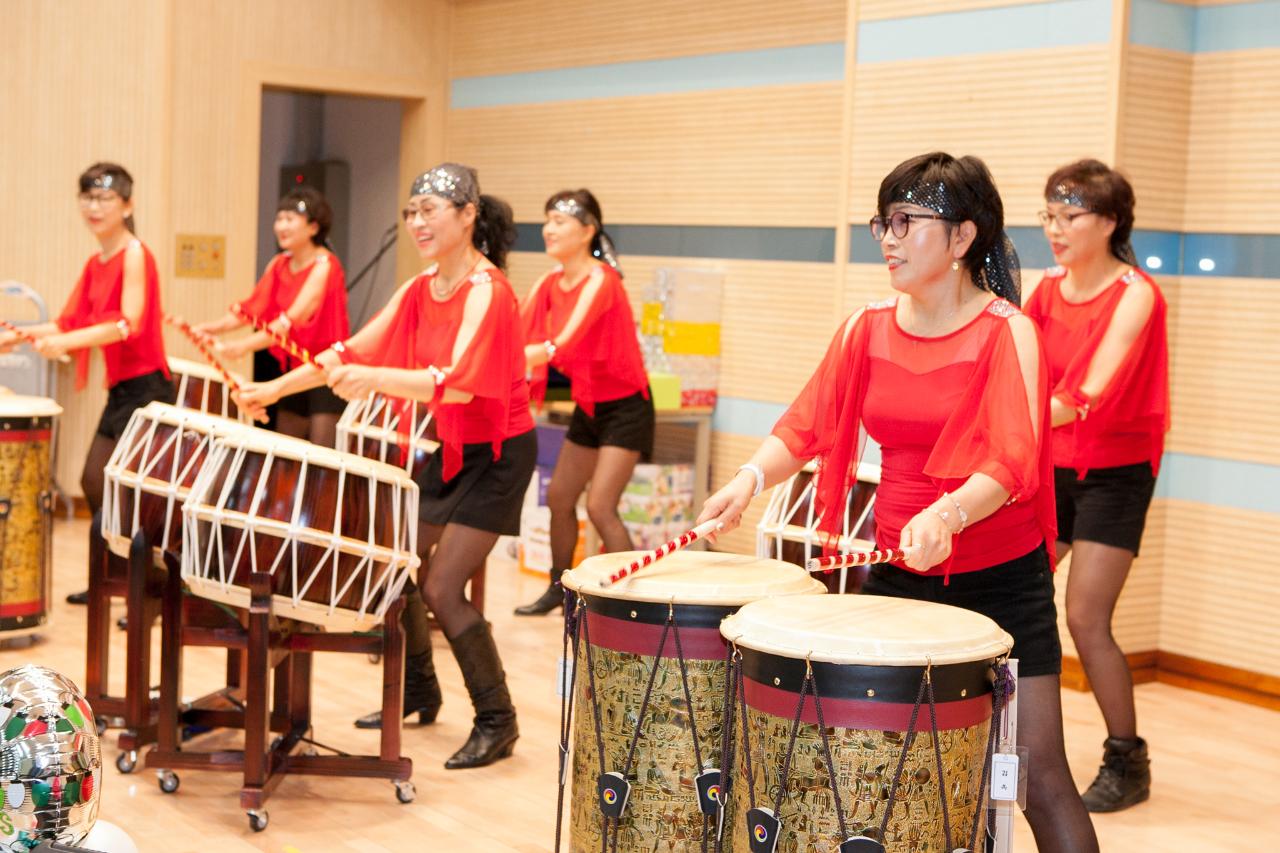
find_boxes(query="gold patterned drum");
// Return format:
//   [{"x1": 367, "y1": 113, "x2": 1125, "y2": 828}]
[
  {"x1": 561, "y1": 551, "x2": 825, "y2": 852},
  {"x1": 0, "y1": 395, "x2": 61, "y2": 637},
  {"x1": 719, "y1": 596, "x2": 1013, "y2": 852}
]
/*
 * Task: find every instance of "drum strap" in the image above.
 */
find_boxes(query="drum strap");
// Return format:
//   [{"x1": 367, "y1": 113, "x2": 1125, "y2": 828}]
[
  {"x1": 668, "y1": 611, "x2": 715, "y2": 852},
  {"x1": 578, "y1": 604, "x2": 611, "y2": 853},
  {"x1": 553, "y1": 597, "x2": 584, "y2": 853},
  {"x1": 878, "y1": 669, "x2": 954, "y2": 849},
  {"x1": 810, "y1": 670, "x2": 851, "y2": 842},
  {"x1": 965, "y1": 662, "x2": 1014, "y2": 852},
  {"x1": 713, "y1": 644, "x2": 740, "y2": 853}
]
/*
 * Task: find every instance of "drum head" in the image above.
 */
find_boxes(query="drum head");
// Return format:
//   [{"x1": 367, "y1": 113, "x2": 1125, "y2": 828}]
[
  {"x1": 723, "y1": 595, "x2": 1012, "y2": 666},
  {"x1": 217, "y1": 428, "x2": 416, "y2": 484},
  {"x1": 562, "y1": 550, "x2": 824, "y2": 606},
  {"x1": 0, "y1": 395, "x2": 63, "y2": 418},
  {"x1": 135, "y1": 401, "x2": 245, "y2": 435}
]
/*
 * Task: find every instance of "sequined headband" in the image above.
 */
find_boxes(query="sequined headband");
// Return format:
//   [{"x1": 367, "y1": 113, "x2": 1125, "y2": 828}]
[
  {"x1": 91, "y1": 174, "x2": 116, "y2": 191},
  {"x1": 552, "y1": 198, "x2": 600, "y2": 229},
  {"x1": 293, "y1": 199, "x2": 308, "y2": 214},
  {"x1": 1048, "y1": 183, "x2": 1090, "y2": 210},
  {"x1": 893, "y1": 179, "x2": 956, "y2": 219},
  {"x1": 410, "y1": 164, "x2": 479, "y2": 207}
]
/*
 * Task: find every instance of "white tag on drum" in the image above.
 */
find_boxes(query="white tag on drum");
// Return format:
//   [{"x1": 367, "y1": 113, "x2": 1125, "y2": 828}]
[
  {"x1": 990, "y1": 752, "x2": 1019, "y2": 802},
  {"x1": 556, "y1": 655, "x2": 575, "y2": 699}
]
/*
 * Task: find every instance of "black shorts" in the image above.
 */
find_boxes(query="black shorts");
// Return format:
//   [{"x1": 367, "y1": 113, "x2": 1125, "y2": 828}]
[
  {"x1": 414, "y1": 428, "x2": 537, "y2": 535},
  {"x1": 1054, "y1": 463, "x2": 1156, "y2": 555},
  {"x1": 278, "y1": 384, "x2": 347, "y2": 417},
  {"x1": 862, "y1": 544, "x2": 1062, "y2": 678},
  {"x1": 565, "y1": 390, "x2": 655, "y2": 459},
  {"x1": 96, "y1": 370, "x2": 176, "y2": 440}
]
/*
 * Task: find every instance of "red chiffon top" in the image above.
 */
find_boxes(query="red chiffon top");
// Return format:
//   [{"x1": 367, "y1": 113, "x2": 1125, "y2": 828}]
[
  {"x1": 338, "y1": 264, "x2": 533, "y2": 480},
  {"x1": 773, "y1": 297, "x2": 1055, "y2": 578},
  {"x1": 521, "y1": 263, "x2": 649, "y2": 414},
  {"x1": 57, "y1": 239, "x2": 168, "y2": 389},
  {"x1": 1024, "y1": 266, "x2": 1169, "y2": 478},
  {"x1": 235, "y1": 251, "x2": 350, "y2": 371}
]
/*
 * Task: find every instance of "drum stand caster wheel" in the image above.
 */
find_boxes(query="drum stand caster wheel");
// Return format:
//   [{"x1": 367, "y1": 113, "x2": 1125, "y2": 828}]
[
  {"x1": 157, "y1": 770, "x2": 180, "y2": 794},
  {"x1": 367, "y1": 653, "x2": 381, "y2": 665},
  {"x1": 394, "y1": 780, "x2": 416, "y2": 804},
  {"x1": 247, "y1": 810, "x2": 269, "y2": 832},
  {"x1": 94, "y1": 717, "x2": 108, "y2": 736},
  {"x1": 116, "y1": 750, "x2": 137, "y2": 774}
]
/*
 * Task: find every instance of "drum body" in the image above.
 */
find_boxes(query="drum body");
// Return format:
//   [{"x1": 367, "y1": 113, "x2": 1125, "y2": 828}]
[
  {"x1": 336, "y1": 392, "x2": 438, "y2": 477},
  {"x1": 102, "y1": 402, "x2": 246, "y2": 561},
  {"x1": 181, "y1": 431, "x2": 419, "y2": 631},
  {"x1": 0, "y1": 396, "x2": 61, "y2": 636},
  {"x1": 720, "y1": 596, "x2": 1012, "y2": 852},
  {"x1": 168, "y1": 356, "x2": 247, "y2": 422},
  {"x1": 756, "y1": 461, "x2": 880, "y2": 594},
  {"x1": 562, "y1": 552, "x2": 824, "y2": 852}
]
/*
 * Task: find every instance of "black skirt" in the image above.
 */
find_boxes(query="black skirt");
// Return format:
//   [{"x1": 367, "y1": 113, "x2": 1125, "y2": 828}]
[
  {"x1": 565, "y1": 389, "x2": 655, "y2": 459},
  {"x1": 96, "y1": 370, "x2": 176, "y2": 440},
  {"x1": 1054, "y1": 463, "x2": 1157, "y2": 555},
  {"x1": 414, "y1": 428, "x2": 537, "y2": 535}
]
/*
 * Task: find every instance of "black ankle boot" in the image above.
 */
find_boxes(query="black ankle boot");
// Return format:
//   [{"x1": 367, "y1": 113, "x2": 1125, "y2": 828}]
[
  {"x1": 514, "y1": 569, "x2": 564, "y2": 616},
  {"x1": 353, "y1": 650, "x2": 442, "y2": 729},
  {"x1": 1081, "y1": 736, "x2": 1150, "y2": 812},
  {"x1": 444, "y1": 621, "x2": 518, "y2": 769}
]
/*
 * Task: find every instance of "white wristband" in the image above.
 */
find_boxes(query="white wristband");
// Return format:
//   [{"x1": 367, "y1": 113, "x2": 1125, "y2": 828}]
[{"x1": 737, "y1": 463, "x2": 764, "y2": 498}]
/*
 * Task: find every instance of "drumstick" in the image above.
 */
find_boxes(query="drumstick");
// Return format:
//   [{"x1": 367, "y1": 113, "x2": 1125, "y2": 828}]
[
  {"x1": 163, "y1": 314, "x2": 243, "y2": 394},
  {"x1": 231, "y1": 305, "x2": 321, "y2": 370},
  {"x1": 598, "y1": 519, "x2": 724, "y2": 588},
  {"x1": 805, "y1": 545, "x2": 923, "y2": 573},
  {"x1": 0, "y1": 320, "x2": 71, "y2": 363}
]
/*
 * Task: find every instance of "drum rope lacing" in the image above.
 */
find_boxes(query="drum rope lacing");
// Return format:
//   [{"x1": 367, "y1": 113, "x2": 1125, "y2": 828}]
[{"x1": 553, "y1": 594, "x2": 583, "y2": 853}]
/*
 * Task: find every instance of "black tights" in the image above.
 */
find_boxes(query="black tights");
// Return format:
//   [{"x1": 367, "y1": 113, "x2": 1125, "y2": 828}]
[
  {"x1": 1016, "y1": 674, "x2": 1100, "y2": 852},
  {"x1": 81, "y1": 433, "x2": 117, "y2": 517},
  {"x1": 402, "y1": 520, "x2": 497, "y2": 643}
]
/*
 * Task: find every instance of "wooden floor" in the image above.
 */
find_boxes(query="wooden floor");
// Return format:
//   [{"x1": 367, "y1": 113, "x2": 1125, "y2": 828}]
[{"x1": 5, "y1": 518, "x2": 1277, "y2": 852}]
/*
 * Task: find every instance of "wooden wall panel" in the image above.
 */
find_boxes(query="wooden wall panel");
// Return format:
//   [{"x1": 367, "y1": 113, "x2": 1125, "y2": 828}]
[
  {"x1": 1160, "y1": 500, "x2": 1280, "y2": 677},
  {"x1": 451, "y1": 0, "x2": 844, "y2": 77},
  {"x1": 1119, "y1": 46, "x2": 1193, "y2": 231},
  {"x1": 710, "y1": 431, "x2": 770, "y2": 556},
  {"x1": 1184, "y1": 49, "x2": 1280, "y2": 233},
  {"x1": 848, "y1": 46, "x2": 1111, "y2": 226},
  {"x1": 857, "y1": 0, "x2": 1056, "y2": 20},
  {"x1": 1163, "y1": 276, "x2": 1280, "y2": 465},
  {"x1": 446, "y1": 84, "x2": 843, "y2": 227}
]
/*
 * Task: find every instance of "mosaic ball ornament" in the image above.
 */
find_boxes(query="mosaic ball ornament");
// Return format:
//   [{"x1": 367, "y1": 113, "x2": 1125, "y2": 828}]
[{"x1": 0, "y1": 665, "x2": 102, "y2": 851}]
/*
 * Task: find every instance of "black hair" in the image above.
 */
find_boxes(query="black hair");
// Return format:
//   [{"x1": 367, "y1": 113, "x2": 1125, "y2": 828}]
[
  {"x1": 277, "y1": 186, "x2": 332, "y2": 247},
  {"x1": 544, "y1": 188, "x2": 608, "y2": 253},
  {"x1": 79, "y1": 162, "x2": 136, "y2": 233},
  {"x1": 1045, "y1": 159, "x2": 1136, "y2": 264},
  {"x1": 473, "y1": 193, "x2": 517, "y2": 271},
  {"x1": 878, "y1": 152, "x2": 1009, "y2": 295}
]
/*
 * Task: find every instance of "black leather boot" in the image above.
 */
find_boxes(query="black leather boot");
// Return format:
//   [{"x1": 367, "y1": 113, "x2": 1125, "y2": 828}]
[
  {"x1": 513, "y1": 569, "x2": 564, "y2": 616},
  {"x1": 444, "y1": 621, "x2": 518, "y2": 769},
  {"x1": 353, "y1": 650, "x2": 442, "y2": 729},
  {"x1": 1081, "y1": 736, "x2": 1150, "y2": 812}
]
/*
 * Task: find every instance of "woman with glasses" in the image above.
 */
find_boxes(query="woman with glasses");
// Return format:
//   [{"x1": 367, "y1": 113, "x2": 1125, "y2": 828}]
[
  {"x1": 0, "y1": 162, "x2": 173, "y2": 605},
  {"x1": 237, "y1": 163, "x2": 535, "y2": 770},
  {"x1": 195, "y1": 187, "x2": 349, "y2": 446},
  {"x1": 699, "y1": 152, "x2": 1099, "y2": 852},
  {"x1": 513, "y1": 189, "x2": 652, "y2": 617},
  {"x1": 1024, "y1": 160, "x2": 1168, "y2": 813}
]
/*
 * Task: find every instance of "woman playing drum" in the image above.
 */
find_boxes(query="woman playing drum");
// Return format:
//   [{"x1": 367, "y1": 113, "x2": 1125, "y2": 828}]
[
  {"x1": 1025, "y1": 160, "x2": 1168, "y2": 812},
  {"x1": 195, "y1": 186, "x2": 349, "y2": 446},
  {"x1": 238, "y1": 163, "x2": 535, "y2": 770},
  {"x1": 699, "y1": 152, "x2": 1099, "y2": 852},
  {"x1": 514, "y1": 189, "x2": 653, "y2": 617},
  {"x1": 0, "y1": 162, "x2": 173, "y2": 605}
]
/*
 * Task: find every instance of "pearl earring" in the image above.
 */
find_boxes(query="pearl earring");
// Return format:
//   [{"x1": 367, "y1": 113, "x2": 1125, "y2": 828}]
[{"x1": 951, "y1": 260, "x2": 960, "y2": 271}]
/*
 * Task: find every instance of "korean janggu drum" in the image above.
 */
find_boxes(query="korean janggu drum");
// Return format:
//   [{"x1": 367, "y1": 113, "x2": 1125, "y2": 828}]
[
  {"x1": 180, "y1": 430, "x2": 419, "y2": 631},
  {"x1": 719, "y1": 595, "x2": 1013, "y2": 853},
  {"x1": 561, "y1": 551, "x2": 824, "y2": 852},
  {"x1": 336, "y1": 392, "x2": 438, "y2": 477},
  {"x1": 0, "y1": 396, "x2": 60, "y2": 637},
  {"x1": 756, "y1": 461, "x2": 879, "y2": 594},
  {"x1": 168, "y1": 356, "x2": 248, "y2": 422},
  {"x1": 101, "y1": 402, "x2": 248, "y2": 563}
]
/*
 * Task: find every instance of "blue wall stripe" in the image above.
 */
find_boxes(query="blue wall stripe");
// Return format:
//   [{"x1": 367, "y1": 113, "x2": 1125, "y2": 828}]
[
  {"x1": 514, "y1": 223, "x2": 836, "y2": 263},
  {"x1": 711, "y1": 396, "x2": 1280, "y2": 515},
  {"x1": 1132, "y1": 0, "x2": 1280, "y2": 53},
  {"x1": 855, "y1": 0, "x2": 1112, "y2": 64},
  {"x1": 451, "y1": 43, "x2": 844, "y2": 109}
]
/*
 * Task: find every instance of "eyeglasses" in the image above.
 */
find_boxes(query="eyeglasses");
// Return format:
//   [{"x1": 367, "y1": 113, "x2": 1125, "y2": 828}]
[
  {"x1": 1037, "y1": 209, "x2": 1094, "y2": 230},
  {"x1": 869, "y1": 211, "x2": 954, "y2": 241},
  {"x1": 402, "y1": 203, "x2": 450, "y2": 223},
  {"x1": 78, "y1": 191, "x2": 120, "y2": 209}
]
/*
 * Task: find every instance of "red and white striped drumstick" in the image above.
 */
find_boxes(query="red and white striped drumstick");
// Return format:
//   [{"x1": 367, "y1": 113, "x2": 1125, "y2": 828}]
[
  {"x1": 805, "y1": 545, "x2": 923, "y2": 573},
  {"x1": 231, "y1": 305, "x2": 320, "y2": 370},
  {"x1": 0, "y1": 319, "x2": 71, "y2": 363},
  {"x1": 599, "y1": 519, "x2": 724, "y2": 588},
  {"x1": 164, "y1": 314, "x2": 243, "y2": 394}
]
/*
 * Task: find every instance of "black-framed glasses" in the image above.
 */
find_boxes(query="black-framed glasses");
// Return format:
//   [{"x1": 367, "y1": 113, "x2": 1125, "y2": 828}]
[
  {"x1": 1037, "y1": 209, "x2": 1094, "y2": 230},
  {"x1": 78, "y1": 191, "x2": 120, "y2": 208},
  {"x1": 869, "y1": 211, "x2": 954, "y2": 241}
]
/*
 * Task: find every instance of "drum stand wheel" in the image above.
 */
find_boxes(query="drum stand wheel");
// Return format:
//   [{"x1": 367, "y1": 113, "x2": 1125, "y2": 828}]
[
  {"x1": 247, "y1": 809, "x2": 269, "y2": 833},
  {"x1": 115, "y1": 750, "x2": 138, "y2": 774},
  {"x1": 394, "y1": 780, "x2": 416, "y2": 804},
  {"x1": 156, "y1": 770, "x2": 180, "y2": 794}
]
